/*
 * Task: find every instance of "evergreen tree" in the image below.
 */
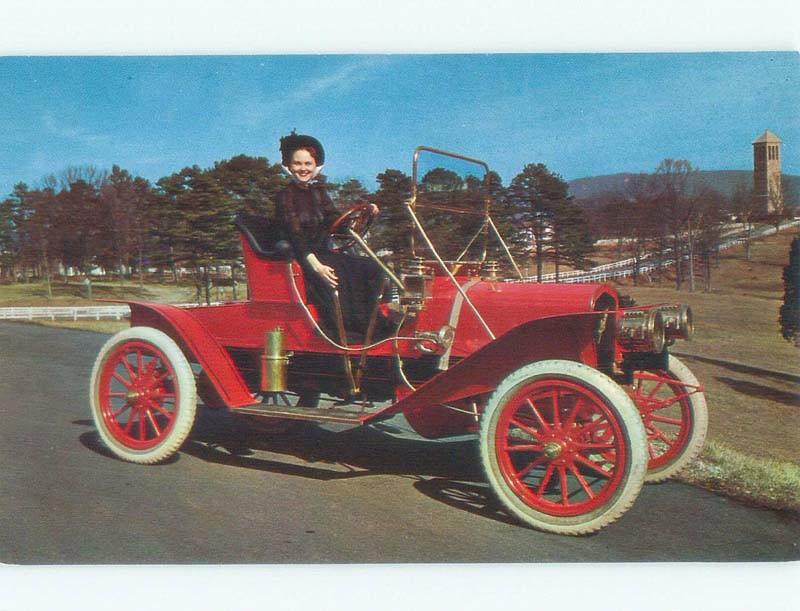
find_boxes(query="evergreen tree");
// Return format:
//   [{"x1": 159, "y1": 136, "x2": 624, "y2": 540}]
[
  {"x1": 779, "y1": 237, "x2": 800, "y2": 346},
  {"x1": 372, "y1": 169, "x2": 413, "y2": 257},
  {"x1": 334, "y1": 178, "x2": 370, "y2": 208},
  {"x1": 55, "y1": 179, "x2": 104, "y2": 279},
  {"x1": 209, "y1": 154, "x2": 286, "y2": 217},
  {"x1": 156, "y1": 166, "x2": 238, "y2": 303},
  {"x1": 508, "y1": 163, "x2": 570, "y2": 280},
  {"x1": 98, "y1": 165, "x2": 154, "y2": 283}
]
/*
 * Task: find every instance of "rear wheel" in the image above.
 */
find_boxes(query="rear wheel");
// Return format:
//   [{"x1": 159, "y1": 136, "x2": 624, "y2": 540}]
[
  {"x1": 479, "y1": 360, "x2": 647, "y2": 535},
  {"x1": 90, "y1": 327, "x2": 197, "y2": 464},
  {"x1": 628, "y1": 355, "x2": 708, "y2": 482}
]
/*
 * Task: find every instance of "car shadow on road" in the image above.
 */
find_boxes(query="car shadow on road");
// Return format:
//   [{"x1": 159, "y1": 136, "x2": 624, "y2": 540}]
[
  {"x1": 77, "y1": 408, "x2": 520, "y2": 527},
  {"x1": 180, "y1": 408, "x2": 525, "y2": 526},
  {"x1": 183, "y1": 407, "x2": 483, "y2": 479},
  {"x1": 77, "y1": 429, "x2": 181, "y2": 465}
]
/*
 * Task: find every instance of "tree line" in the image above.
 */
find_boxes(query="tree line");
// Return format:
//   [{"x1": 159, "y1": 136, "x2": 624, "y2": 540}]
[
  {"x1": 0, "y1": 155, "x2": 596, "y2": 298},
  {"x1": 2, "y1": 152, "x2": 780, "y2": 300}
]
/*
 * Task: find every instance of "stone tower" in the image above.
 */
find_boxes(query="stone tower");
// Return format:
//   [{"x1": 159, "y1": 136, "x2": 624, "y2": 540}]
[{"x1": 752, "y1": 129, "x2": 782, "y2": 214}]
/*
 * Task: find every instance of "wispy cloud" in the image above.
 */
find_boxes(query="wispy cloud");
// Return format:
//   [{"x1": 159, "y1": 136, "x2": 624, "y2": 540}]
[
  {"x1": 42, "y1": 112, "x2": 110, "y2": 147},
  {"x1": 235, "y1": 56, "x2": 389, "y2": 128}
]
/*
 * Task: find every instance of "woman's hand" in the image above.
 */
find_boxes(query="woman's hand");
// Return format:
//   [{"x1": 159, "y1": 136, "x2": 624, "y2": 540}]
[{"x1": 307, "y1": 254, "x2": 338, "y2": 289}]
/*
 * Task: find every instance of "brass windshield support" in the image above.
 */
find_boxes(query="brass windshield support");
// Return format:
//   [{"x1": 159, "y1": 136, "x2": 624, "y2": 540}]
[
  {"x1": 405, "y1": 202, "x2": 496, "y2": 341},
  {"x1": 486, "y1": 216, "x2": 524, "y2": 279},
  {"x1": 454, "y1": 220, "x2": 488, "y2": 263},
  {"x1": 347, "y1": 228, "x2": 405, "y2": 291}
]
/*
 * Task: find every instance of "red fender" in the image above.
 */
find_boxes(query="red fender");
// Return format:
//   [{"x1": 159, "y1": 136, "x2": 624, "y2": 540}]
[
  {"x1": 127, "y1": 301, "x2": 255, "y2": 408},
  {"x1": 380, "y1": 312, "x2": 604, "y2": 438}
]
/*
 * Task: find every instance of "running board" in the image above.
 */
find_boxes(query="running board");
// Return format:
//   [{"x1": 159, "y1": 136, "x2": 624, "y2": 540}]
[{"x1": 232, "y1": 402, "x2": 389, "y2": 425}]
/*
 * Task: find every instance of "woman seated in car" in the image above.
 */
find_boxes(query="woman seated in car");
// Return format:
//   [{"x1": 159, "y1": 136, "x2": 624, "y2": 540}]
[{"x1": 274, "y1": 131, "x2": 393, "y2": 342}]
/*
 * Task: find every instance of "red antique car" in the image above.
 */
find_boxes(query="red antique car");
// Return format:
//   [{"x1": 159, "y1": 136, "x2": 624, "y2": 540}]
[{"x1": 89, "y1": 147, "x2": 706, "y2": 535}]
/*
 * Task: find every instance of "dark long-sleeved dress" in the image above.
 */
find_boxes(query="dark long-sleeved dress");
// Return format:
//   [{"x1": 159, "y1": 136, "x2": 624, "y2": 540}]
[{"x1": 274, "y1": 180, "x2": 387, "y2": 339}]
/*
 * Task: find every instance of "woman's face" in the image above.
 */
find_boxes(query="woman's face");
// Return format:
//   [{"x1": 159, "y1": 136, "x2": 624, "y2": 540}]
[{"x1": 289, "y1": 148, "x2": 318, "y2": 183}]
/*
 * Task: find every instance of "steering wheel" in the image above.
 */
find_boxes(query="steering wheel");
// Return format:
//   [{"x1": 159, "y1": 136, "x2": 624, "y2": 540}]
[{"x1": 328, "y1": 203, "x2": 380, "y2": 253}]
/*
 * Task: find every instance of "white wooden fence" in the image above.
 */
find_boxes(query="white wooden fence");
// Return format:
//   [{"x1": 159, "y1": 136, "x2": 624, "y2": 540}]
[
  {"x1": 0, "y1": 303, "x2": 220, "y2": 321},
  {"x1": 531, "y1": 220, "x2": 798, "y2": 284}
]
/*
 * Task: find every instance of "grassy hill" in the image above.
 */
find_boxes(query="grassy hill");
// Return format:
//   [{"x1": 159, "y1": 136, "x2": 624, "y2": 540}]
[{"x1": 569, "y1": 171, "x2": 800, "y2": 207}]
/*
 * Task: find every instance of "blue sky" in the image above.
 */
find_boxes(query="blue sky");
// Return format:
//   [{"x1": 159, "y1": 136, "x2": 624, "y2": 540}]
[{"x1": 1, "y1": 53, "x2": 798, "y2": 196}]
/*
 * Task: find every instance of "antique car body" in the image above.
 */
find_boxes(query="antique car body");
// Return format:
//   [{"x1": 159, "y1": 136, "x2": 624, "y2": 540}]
[{"x1": 90, "y1": 146, "x2": 707, "y2": 535}]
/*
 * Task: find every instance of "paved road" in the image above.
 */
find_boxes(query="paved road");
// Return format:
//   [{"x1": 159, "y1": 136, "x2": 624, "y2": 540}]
[{"x1": 1, "y1": 321, "x2": 798, "y2": 564}]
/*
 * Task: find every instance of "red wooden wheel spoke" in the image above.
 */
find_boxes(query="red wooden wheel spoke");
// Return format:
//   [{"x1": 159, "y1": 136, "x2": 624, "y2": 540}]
[
  {"x1": 649, "y1": 426, "x2": 675, "y2": 445},
  {"x1": 112, "y1": 371, "x2": 132, "y2": 388},
  {"x1": 124, "y1": 412, "x2": 137, "y2": 435},
  {"x1": 536, "y1": 463, "x2": 556, "y2": 496},
  {"x1": 111, "y1": 403, "x2": 132, "y2": 418},
  {"x1": 120, "y1": 356, "x2": 136, "y2": 380},
  {"x1": 647, "y1": 395, "x2": 685, "y2": 410},
  {"x1": 551, "y1": 390, "x2": 561, "y2": 428},
  {"x1": 144, "y1": 357, "x2": 159, "y2": 376},
  {"x1": 647, "y1": 442, "x2": 659, "y2": 460},
  {"x1": 517, "y1": 455, "x2": 549, "y2": 479},
  {"x1": 136, "y1": 350, "x2": 143, "y2": 375},
  {"x1": 577, "y1": 417, "x2": 611, "y2": 436},
  {"x1": 149, "y1": 401, "x2": 175, "y2": 420},
  {"x1": 558, "y1": 465, "x2": 570, "y2": 505},
  {"x1": 649, "y1": 413, "x2": 683, "y2": 426},
  {"x1": 647, "y1": 380, "x2": 665, "y2": 398},
  {"x1": 509, "y1": 417, "x2": 542, "y2": 441},
  {"x1": 150, "y1": 370, "x2": 171, "y2": 388},
  {"x1": 563, "y1": 397, "x2": 584, "y2": 429},
  {"x1": 574, "y1": 454, "x2": 613, "y2": 479},
  {"x1": 568, "y1": 464, "x2": 596, "y2": 499},
  {"x1": 140, "y1": 412, "x2": 149, "y2": 441},
  {"x1": 525, "y1": 399, "x2": 552, "y2": 433},
  {"x1": 145, "y1": 409, "x2": 161, "y2": 437},
  {"x1": 572, "y1": 441, "x2": 616, "y2": 451},
  {"x1": 506, "y1": 444, "x2": 545, "y2": 452}
]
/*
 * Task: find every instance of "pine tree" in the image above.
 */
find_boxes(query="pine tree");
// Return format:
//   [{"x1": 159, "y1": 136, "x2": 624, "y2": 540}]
[
  {"x1": 779, "y1": 237, "x2": 800, "y2": 346},
  {"x1": 209, "y1": 155, "x2": 286, "y2": 217},
  {"x1": 372, "y1": 169, "x2": 413, "y2": 257}
]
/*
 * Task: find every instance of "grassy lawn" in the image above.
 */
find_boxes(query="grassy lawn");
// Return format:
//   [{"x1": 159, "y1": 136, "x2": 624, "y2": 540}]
[{"x1": 0, "y1": 278, "x2": 201, "y2": 306}]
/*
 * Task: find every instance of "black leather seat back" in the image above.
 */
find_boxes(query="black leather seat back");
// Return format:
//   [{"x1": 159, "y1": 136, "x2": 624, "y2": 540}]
[{"x1": 234, "y1": 214, "x2": 293, "y2": 260}]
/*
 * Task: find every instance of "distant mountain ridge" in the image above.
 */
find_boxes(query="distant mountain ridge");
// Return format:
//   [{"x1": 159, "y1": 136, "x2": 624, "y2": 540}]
[{"x1": 569, "y1": 170, "x2": 800, "y2": 204}]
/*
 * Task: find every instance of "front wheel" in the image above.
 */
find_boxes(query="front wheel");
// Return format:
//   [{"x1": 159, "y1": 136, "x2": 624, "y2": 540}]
[
  {"x1": 90, "y1": 327, "x2": 197, "y2": 464},
  {"x1": 628, "y1": 355, "x2": 708, "y2": 482},
  {"x1": 479, "y1": 360, "x2": 648, "y2": 535}
]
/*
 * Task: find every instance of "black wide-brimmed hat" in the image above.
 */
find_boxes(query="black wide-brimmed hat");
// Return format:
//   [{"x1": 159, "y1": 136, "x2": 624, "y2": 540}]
[{"x1": 279, "y1": 131, "x2": 325, "y2": 166}]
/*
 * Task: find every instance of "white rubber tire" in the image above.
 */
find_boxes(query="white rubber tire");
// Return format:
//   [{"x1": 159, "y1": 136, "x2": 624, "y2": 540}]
[
  {"x1": 90, "y1": 326, "x2": 197, "y2": 464},
  {"x1": 479, "y1": 360, "x2": 648, "y2": 535},
  {"x1": 639, "y1": 355, "x2": 708, "y2": 483}
]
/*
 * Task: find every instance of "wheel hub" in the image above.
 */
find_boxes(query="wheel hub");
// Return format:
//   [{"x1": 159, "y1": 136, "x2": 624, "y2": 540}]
[{"x1": 543, "y1": 441, "x2": 563, "y2": 459}]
